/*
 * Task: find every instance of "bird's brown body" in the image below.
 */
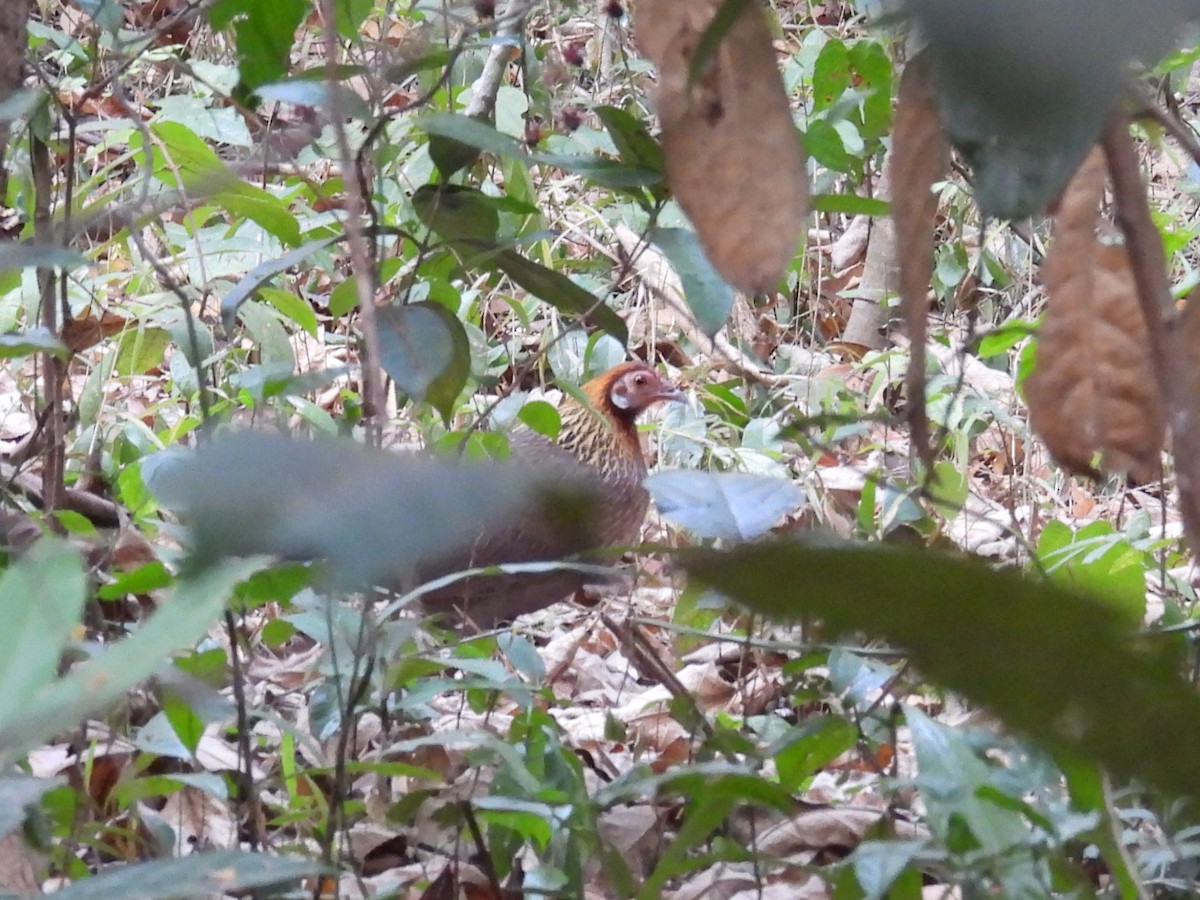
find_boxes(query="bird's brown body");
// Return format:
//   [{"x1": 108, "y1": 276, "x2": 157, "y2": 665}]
[{"x1": 416, "y1": 362, "x2": 683, "y2": 629}]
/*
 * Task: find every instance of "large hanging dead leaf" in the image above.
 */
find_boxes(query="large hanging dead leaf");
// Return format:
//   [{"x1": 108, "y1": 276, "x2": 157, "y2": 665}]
[
  {"x1": 1026, "y1": 151, "x2": 1165, "y2": 481},
  {"x1": 634, "y1": 0, "x2": 807, "y2": 293},
  {"x1": 892, "y1": 52, "x2": 950, "y2": 467}
]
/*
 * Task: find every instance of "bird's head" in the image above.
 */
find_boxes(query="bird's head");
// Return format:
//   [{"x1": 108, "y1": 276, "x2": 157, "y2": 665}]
[{"x1": 586, "y1": 362, "x2": 685, "y2": 425}]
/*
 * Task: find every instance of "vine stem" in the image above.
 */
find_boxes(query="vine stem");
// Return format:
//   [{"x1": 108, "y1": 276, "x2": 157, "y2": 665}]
[{"x1": 320, "y1": 0, "x2": 385, "y2": 441}]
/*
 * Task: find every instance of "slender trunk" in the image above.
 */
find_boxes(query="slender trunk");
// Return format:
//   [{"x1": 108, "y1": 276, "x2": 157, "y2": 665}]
[
  {"x1": 0, "y1": 0, "x2": 32, "y2": 198},
  {"x1": 842, "y1": 156, "x2": 899, "y2": 352}
]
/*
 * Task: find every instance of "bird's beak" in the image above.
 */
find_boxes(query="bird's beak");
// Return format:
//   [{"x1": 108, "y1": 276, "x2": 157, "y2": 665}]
[{"x1": 657, "y1": 385, "x2": 686, "y2": 405}]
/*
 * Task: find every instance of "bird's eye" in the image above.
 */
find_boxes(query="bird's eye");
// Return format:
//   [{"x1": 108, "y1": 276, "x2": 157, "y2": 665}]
[{"x1": 634, "y1": 374, "x2": 647, "y2": 386}]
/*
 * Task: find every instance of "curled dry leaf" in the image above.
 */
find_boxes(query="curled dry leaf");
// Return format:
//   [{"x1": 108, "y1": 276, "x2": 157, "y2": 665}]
[
  {"x1": 1026, "y1": 150, "x2": 1165, "y2": 481},
  {"x1": 892, "y1": 51, "x2": 950, "y2": 468},
  {"x1": 61, "y1": 309, "x2": 130, "y2": 354},
  {"x1": 633, "y1": 0, "x2": 807, "y2": 293}
]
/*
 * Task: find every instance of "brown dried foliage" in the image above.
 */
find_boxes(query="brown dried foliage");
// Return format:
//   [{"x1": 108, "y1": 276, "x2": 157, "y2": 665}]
[
  {"x1": 892, "y1": 52, "x2": 950, "y2": 467},
  {"x1": 634, "y1": 0, "x2": 807, "y2": 293},
  {"x1": 1026, "y1": 150, "x2": 1165, "y2": 482}
]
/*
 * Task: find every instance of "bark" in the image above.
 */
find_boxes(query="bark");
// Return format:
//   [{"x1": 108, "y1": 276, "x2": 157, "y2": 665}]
[
  {"x1": 0, "y1": 0, "x2": 31, "y2": 191},
  {"x1": 842, "y1": 154, "x2": 898, "y2": 351}
]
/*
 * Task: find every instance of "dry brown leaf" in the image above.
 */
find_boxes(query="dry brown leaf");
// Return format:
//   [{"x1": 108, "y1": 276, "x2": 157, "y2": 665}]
[
  {"x1": 594, "y1": 805, "x2": 661, "y2": 878},
  {"x1": 61, "y1": 308, "x2": 129, "y2": 354},
  {"x1": 1027, "y1": 150, "x2": 1165, "y2": 482},
  {"x1": 755, "y1": 806, "x2": 925, "y2": 856},
  {"x1": 157, "y1": 785, "x2": 238, "y2": 853},
  {"x1": 634, "y1": 0, "x2": 807, "y2": 293},
  {"x1": 0, "y1": 832, "x2": 43, "y2": 894},
  {"x1": 892, "y1": 51, "x2": 950, "y2": 467}
]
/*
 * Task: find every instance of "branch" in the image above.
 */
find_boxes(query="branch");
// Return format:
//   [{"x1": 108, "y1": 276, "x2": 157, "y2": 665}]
[{"x1": 465, "y1": 0, "x2": 531, "y2": 120}]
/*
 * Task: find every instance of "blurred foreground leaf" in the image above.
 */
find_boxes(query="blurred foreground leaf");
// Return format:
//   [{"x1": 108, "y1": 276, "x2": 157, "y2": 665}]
[
  {"x1": 905, "y1": 0, "x2": 1191, "y2": 218},
  {"x1": 148, "y1": 433, "x2": 597, "y2": 592},
  {"x1": 0, "y1": 540, "x2": 88, "y2": 732},
  {"x1": 686, "y1": 539, "x2": 1200, "y2": 803},
  {"x1": 45, "y1": 849, "x2": 327, "y2": 900},
  {"x1": 0, "y1": 545, "x2": 260, "y2": 762},
  {"x1": 0, "y1": 327, "x2": 67, "y2": 359}
]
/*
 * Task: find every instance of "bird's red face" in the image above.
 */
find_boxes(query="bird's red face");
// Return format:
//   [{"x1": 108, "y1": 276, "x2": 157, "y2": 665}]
[{"x1": 606, "y1": 364, "x2": 685, "y2": 417}]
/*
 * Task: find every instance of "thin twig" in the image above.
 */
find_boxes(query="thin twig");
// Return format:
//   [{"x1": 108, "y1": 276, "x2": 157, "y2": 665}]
[
  {"x1": 465, "y1": 0, "x2": 532, "y2": 120},
  {"x1": 1102, "y1": 115, "x2": 1200, "y2": 549},
  {"x1": 1131, "y1": 83, "x2": 1200, "y2": 171},
  {"x1": 31, "y1": 134, "x2": 65, "y2": 517},
  {"x1": 320, "y1": 0, "x2": 385, "y2": 438}
]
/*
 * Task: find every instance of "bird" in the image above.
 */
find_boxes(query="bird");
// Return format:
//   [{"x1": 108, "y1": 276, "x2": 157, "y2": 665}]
[{"x1": 413, "y1": 361, "x2": 684, "y2": 630}]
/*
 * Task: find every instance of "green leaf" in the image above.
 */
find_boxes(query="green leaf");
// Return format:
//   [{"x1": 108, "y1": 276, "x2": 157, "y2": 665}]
[
  {"x1": 0, "y1": 558, "x2": 262, "y2": 759},
  {"x1": 773, "y1": 716, "x2": 857, "y2": 791},
  {"x1": 594, "y1": 106, "x2": 664, "y2": 175},
  {"x1": 334, "y1": 0, "x2": 373, "y2": 38},
  {"x1": 162, "y1": 691, "x2": 205, "y2": 756},
  {"x1": 73, "y1": 0, "x2": 123, "y2": 33},
  {"x1": 517, "y1": 400, "x2": 561, "y2": 440},
  {"x1": 0, "y1": 540, "x2": 88, "y2": 735},
  {"x1": 1056, "y1": 753, "x2": 1142, "y2": 897},
  {"x1": 813, "y1": 39, "x2": 852, "y2": 112},
  {"x1": 41, "y1": 849, "x2": 328, "y2": 900},
  {"x1": 0, "y1": 242, "x2": 87, "y2": 273},
  {"x1": 429, "y1": 129, "x2": 484, "y2": 180},
  {"x1": 647, "y1": 226, "x2": 734, "y2": 336},
  {"x1": 412, "y1": 184, "x2": 501, "y2": 246},
  {"x1": 376, "y1": 301, "x2": 471, "y2": 420},
  {"x1": 474, "y1": 796, "x2": 558, "y2": 848},
  {"x1": 418, "y1": 112, "x2": 527, "y2": 159},
  {"x1": 1036, "y1": 521, "x2": 1146, "y2": 621},
  {"x1": 907, "y1": 707, "x2": 1032, "y2": 856},
  {"x1": 217, "y1": 182, "x2": 302, "y2": 245},
  {"x1": 0, "y1": 776, "x2": 58, "y2": 839},
  {"x1": 114, "y1": 327, "x2": 170, "y2": 376},
  {"x1": 645, "y1": 471, "x2": 805, "y2": 541},
  {"x1": 0, "y1": 327, "x2": 67, "y2": 359},
  {"x1": 209, "y1": 0, "x2": 308, "y2": 101},
  {"x1": 928, "y1": 460, "x2": 967, "y2": 520},
  {"x1": 848, "y1": 840, "x2": 925, "y2": 900},
  {"x1": 0, "y1": 89, "x2": 39, "y2": 124},
  {"x1": 492, "y1": 249, "x2": 628, "y2": 344},
  {"x1": 976, "y1": 319, "x2": 1036, "y2": 358},
  {"x1": 684, "y1": 539, "x2": 1200, "y2": 804},
  {"x1": 97, "y1": 561, "x2": 172, "y2": 601},
  {"x1": 417, "y1": 113, "x2": 661, "y2": 190},
  {"x1": 220, "y1": 236, "x2": 338, "y2": 326},
  {"x1": 149, "y1": 122, "x2": 301, "y2": 244},
  {"x1": 847, "y1": 40, "x2": 893, "y2": 139},
  {"x1": 811, "y1": 194, "x2": 889, "y2": 217},
  {"x1": 804, "y1": 120, "x2": 857, "y2": 173},
  {"x1": 258, "y1": 286, "x2": 319, "y2": 336},
  {"x1": 328, "y1": 276, "x2": 360, "y2": 317}
]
